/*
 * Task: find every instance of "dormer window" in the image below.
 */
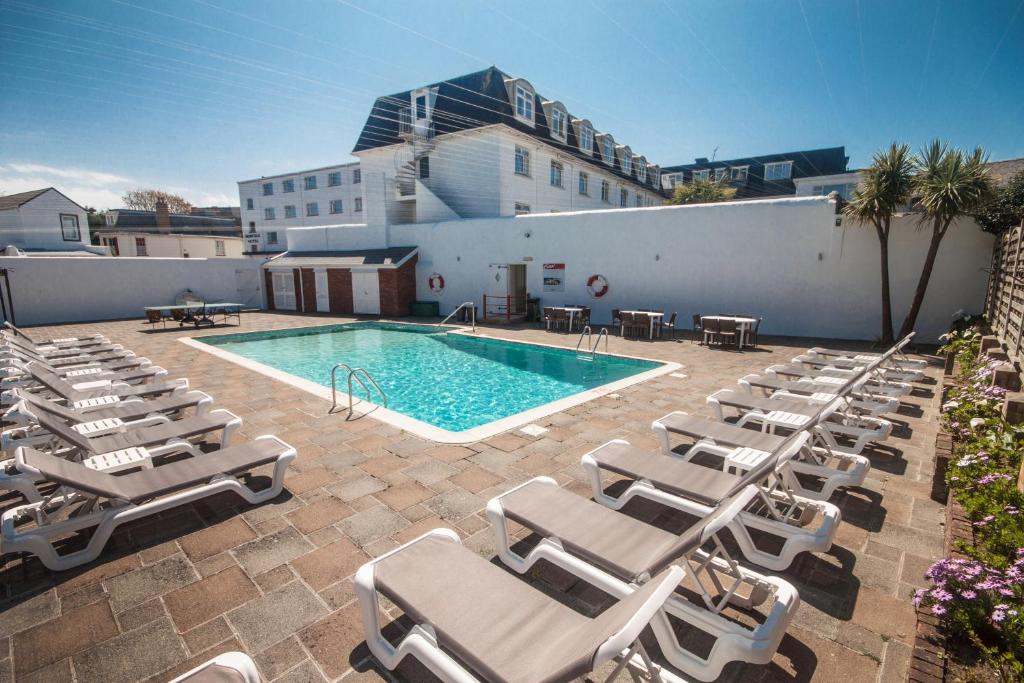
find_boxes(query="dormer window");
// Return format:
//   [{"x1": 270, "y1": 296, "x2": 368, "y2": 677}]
[
  {"x1": 636, "y1": 156, "x2": 647, "y2": 182},
  {"x1": 550, "y1": 108, "x2": 566, "y2": 140},
  {"x1": 730, "y1": 165, "x2": 749, "y2": 181},
  {"x1": 603, "y1": 138, "x2": 614, "y2": 164},
  {"x1": 649, "y1": 165, "x2": 660, "y2": 187},
  {"x1": 692, "y1": 169, "x2": 710, "y2": 182},
  {"x1": 578, "y1": 124, "x2": 593, "y2": 154},
  {"x1": 515, "y1": 84, "x2": 533, "y2": 121},
  {"x1": 622, "y1": 149, "x2": 633, "y2": 176}
]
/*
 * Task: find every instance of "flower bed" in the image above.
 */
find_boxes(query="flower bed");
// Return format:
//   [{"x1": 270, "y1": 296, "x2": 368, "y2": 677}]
[{"x1": 915, "y1": 329, "x2": 1024, "y2": 680}]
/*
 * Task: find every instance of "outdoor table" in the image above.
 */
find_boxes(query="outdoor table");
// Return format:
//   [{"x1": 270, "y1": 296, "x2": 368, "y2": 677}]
[
  {"x1": 621, "y1": 310, "x2": 664, "y2": 340},
  {"x1": 701, "y1": 315, "x2": 758, "y2": 348},
  {"x1": 547, "y1": 306, "x2": 586, "y2": 331},
  {"x1": 144, "y1": 302, "x2": 243, "y2": 328}
]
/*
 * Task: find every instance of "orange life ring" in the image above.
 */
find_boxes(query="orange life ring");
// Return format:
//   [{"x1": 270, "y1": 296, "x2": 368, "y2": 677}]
[
  {"x1": 586, "y1": 274, "x2": 609, "y2": 298},
  {"x1": 428, "y1": 273, "x2": 445, "y2": 294}
]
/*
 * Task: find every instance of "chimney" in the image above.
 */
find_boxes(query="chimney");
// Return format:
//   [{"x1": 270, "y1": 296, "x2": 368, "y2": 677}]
[{"x1": 155, "y1": 199, "x2": 171, "y2": 232}]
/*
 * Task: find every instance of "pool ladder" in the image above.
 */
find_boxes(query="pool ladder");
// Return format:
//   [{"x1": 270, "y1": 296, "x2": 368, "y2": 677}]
[
  {"x1": 330, "y1": 363, "x2": 388, "y2": 416},
  {"x1": 575, "y1": 326, "x2": 609, "y2": 360},
  {"x1": 438, "y1": 301, "x2": 476, "y2": 332}
]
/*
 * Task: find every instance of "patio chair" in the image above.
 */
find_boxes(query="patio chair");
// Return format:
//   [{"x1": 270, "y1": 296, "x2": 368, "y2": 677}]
[
  {"x1": 717, "y1": 318, "x2": 739, "y2": 348},
  {"x1": 2, "y1": 322, "x2": 107, "y2": 347},
  {"x1": 2, "y1": 358, "x2": 165, "y2": 389},
  {"x1": 806, "y1": 333, "x2": 926, "y2": 370},
  {"x1": 1, "y1": 336, "x2": 124, "y2": 361},
  {"x1": 1, "y1": 435, "x2": 296, "y2": 570},
  {"x1": 651, "y1": 410, "x2": 869, "y2": 500},
  {"x1": 487, "y1": 477, "x2": 799, "y2": 682},
  {"x1": 580, "y1": 435, "x2": 839, "y2": 571},
  {"x1": 764, "y1": 363, "x2": 912, "y2": 398},
  {"x1": 661, "y1": 312, "x2": 678, "y2": 340},
  {"x1": 793, "y1": 353, "x2": 924, "y2": 383},
  {"x1": 1, "y1": 337, "x2": 135, "y2": 367},
  {"x1": 702, "y1": 316, "x2": 720, "y2": 345},
  {"x1": 1, "y1": 347, "x2": 146, "y2": 374},
  {"x1": 748, "y1": 317, "x2": 762, "y2": 348},
  {"x1": 145, "y1": 309, "x2": 167, "y2": 329},
  {"x1": 580, "y1": 307, "x2": 592, "y2": 328},
  {"x1": 18, "y1": 361, "x2": 188, "y2": 405},
  {"x1": 611, "y1": 309, "x2": 621, "y2": 330},
  {"x1": 618, "y1": 311, "x2": 634, "y2": 337},
  {"x1": 355, "y1": 527, "x2": 684, "y2": 683},
  {"x1": 4, "y1": 387, "x2": 213, "y2": 426},
  {"x1": 690, "y1": 314, "x2": 703, "y2": 344},
  {"x1": 171, "y1": 308, "x2": 187, "y2": 326},
  {"x1": 170, "y1": 652, "x2": 259, "y2": 683}
]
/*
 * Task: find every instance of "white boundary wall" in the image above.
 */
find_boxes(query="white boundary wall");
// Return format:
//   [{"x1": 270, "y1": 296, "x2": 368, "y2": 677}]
[
  {"x1": 300, "y1": 196, "x2": 993, "y2": 342},
  {"x1": 0, "y1": 256, "x2": 266, "y2": 325}
]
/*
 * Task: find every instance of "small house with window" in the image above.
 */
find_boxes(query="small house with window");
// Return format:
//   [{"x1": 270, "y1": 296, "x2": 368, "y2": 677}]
[{"x1": 0, "y1": 187, "x2": 100, "y2": 254}]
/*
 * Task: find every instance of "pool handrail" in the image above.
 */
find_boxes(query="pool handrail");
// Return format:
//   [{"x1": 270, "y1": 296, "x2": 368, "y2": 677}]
[
  {"x1": 330, "y1": 363, "x2": 388, "y2": 415},
  {"x1": 439, "y1": 302, "x2": 476, "y2": 332}
]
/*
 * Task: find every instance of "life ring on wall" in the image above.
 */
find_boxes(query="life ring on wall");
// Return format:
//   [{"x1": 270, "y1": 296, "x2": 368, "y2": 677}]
[
  {"x1": 586, "y1": 274, "x2": 609, "y2": 299},
  {"x1": 428, "y1": 272, "x2": 445, "y2": 294}
]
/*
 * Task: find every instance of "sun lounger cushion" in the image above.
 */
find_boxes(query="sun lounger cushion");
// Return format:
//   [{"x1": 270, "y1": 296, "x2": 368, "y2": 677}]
[
  {"x1": 26, "y1": 363, "x2": 178, "y2": 401},
  {"x1": 374, "y1": 533, "x2": 677, "y2": 683},
  {"x1": 20, "y1": 439, "x2": 286, "y2": 503},
  {"x1": 16, "y1": 389, "x2": 203, "y2": 423},
  {"x1": 658, "y1": 413, "x2": 785, "y2": 451},
  {"x1": 29, "y1": 408, "x2": 231, "y2": 454},
  {"x1": 712, "y1": 390, "x2": 820, "y2": 417}
]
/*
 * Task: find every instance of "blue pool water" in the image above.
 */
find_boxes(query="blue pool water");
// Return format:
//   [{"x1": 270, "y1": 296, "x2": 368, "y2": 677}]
[{"x1": 199, "y1": 323, "x2": 661, "y2": 432}]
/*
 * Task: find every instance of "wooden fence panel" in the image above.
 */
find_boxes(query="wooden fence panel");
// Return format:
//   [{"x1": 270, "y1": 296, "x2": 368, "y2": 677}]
[{"x1": 986, "y1": 221, "x2": 1024, "y2": 365}]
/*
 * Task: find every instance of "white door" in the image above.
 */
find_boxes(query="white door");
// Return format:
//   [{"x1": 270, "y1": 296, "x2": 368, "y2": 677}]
[
  {"x1": 314, "y1": 269, "x2": 330, "y2": 313},
  {"x1": 272, "y1": 271, "x2": 296, "y2": 311},
  {"x1": 235, "y1": 268, "x2": 261, "y2": 308},
  {"x1": 351, "y1": 270, "x2": 380, "y2": 315}
]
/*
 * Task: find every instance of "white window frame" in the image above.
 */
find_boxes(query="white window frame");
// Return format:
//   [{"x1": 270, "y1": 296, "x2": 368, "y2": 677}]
[
  {"x1": 622, "y1": 151, "x2": 633, "y2": 176},
  {"x1": 730, "y1": 165, "x2": 749, "y2": 181},
  {"x1": 692, "y1": 169, "x2": 710, "y2": 183},
  {"x1": 638, "y1": 164, "x2": 647, "y2": 183},
  {"x1": 601, "y1": 179, "x2": 610, "y2": 203},
  {"x1": 135, "y1": 237, "x2": 147, "y2": 256},
  {"x1": 549, "y1": 160, "x2": 564, "y2": 188},
  {"x1": 515, "y1": 85, "x2": 534, "y2": 121},
  {"x1": 262, "y1": 182, "x2": 273, "y2": 196},
  {"x1": 329, "y1": 199, "x2": 343, "y2": 214},
  {"x1": 353, "y1": 169, "x2": 361, "y2": 184},
  {"x1": 284, "y1": 205, "x2": 296, "y2": 219},
  {"x1": 282, "y1": 179, "x2": 295, "y2": 193},
  {"x1": 620, "y1": 188, "x2": 628, "y2": 207},
  {"x1": 514, "y1": 145, "x2": 531, "y2": 176},
  {"x1": 304, "y1": 175, "x2": 317, "y2": 190},
  {"x1": 266, "y1": 231, "x2": 279, "y2": 245},
  {"x1": 578, "y1": 171, "x2": 589, "y2": 196},
  {"x1": 328, "y1": 171, "x2": 341, "y2": 186},
  {"x1": 245, "y1": 198, "x2": 254, "y2": 210},
  {"x1": 549, "y1": 108, "x2": 566, "y2": 140},
  {"x1": 714, "y1": 168, "x2": 728, "y2": 182},
  {"x1": 306, "y1": 202, "x2": 319, "y2": 217},
  {"x1": 764, "y1": 161, "x2": 793, "y2": 181},
  {"x1": 215, "y1": 240, "x2": 226, "y2": 256},
  {"x1": 264, "y1": 207, "x2": 275, "y2": 220},
  {"x1": 636, "y1": 193, "x2": 643, "y2": 207},
  {"x1": 514, "y1": 202, "x2": 531, "y2": 215},
  {"x1": 602, "y1": 138, "x2": 614, "y2": 165},
  {"x1": 59, "y1": 214, "x2": 80, "y2": 241},
  {"x1": 355, "y1": 197, "x2": 363, "y2": 212},
  {"x1": 579, "y1": 125, "x2": 593, "y2": 154}
]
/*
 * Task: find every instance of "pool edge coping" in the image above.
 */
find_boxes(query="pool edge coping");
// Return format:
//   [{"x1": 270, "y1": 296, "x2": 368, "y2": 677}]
[{"x1": 179, "y1": 321, "x2": 682, "y2": 444}]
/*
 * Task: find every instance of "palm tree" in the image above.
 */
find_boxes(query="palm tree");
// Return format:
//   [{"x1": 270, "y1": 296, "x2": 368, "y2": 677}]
[
  {"x1": 843, "y1": 143, "x2": 915, "y2": 343},
  {"x1": 898, "y1": 140, "x2": 995, "y2": 338}
]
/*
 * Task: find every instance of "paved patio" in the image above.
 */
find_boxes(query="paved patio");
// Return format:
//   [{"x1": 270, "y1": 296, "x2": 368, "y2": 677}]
[{"x1": 0, "y1": 313, "x2": 944, "y2": 683}]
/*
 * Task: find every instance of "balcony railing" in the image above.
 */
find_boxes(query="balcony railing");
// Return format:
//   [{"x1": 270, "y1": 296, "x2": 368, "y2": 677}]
[{"x1": 397, "y1": 106, "x2": 435, "y2": 140}]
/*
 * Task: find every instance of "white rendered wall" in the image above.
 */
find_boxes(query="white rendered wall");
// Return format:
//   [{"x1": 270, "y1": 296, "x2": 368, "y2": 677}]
[
  {"x1": 315, "y1": 195, "x2": 992, "y2": 342},
  {"x1": 0, "y1": 256, "x2": 266, "y2": 325},
  {"x1": 0, "y1": 190, "x2": 90, "y2": 251}
]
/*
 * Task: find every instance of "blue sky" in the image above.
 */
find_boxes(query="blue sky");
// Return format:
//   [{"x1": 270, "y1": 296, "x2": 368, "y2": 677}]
[{"x1": 1, "y1": 0, "x2": 1022, "y2": 209}]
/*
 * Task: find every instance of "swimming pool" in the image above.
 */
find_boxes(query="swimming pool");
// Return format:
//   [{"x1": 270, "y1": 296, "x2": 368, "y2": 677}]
[{"x1": 186, "y1": 322, "x2": 677, "y2": 442}]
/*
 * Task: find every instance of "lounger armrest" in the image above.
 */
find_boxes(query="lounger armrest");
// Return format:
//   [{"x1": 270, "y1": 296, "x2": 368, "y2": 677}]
[
  {"x1": 594, "y1": 565, "x2": 685, "y2": 664},
  {"x1": 169, "y1": 652, "x2": 260, "y2": 683}
]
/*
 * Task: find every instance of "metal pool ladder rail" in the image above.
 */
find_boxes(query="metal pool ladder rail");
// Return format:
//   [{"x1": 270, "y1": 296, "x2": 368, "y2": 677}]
[
  {"x1": 438, "y1": 301, "x2": 476, "y2": 332},
  {"x1": 575, "y1": 326, "x2": 609, "y2": 360},
  {"x1": 330, "y1": 363, "x2": 388, "y2": 415}
]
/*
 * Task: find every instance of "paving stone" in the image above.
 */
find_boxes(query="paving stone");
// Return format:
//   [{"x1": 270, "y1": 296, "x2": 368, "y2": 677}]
[
  {"x1": 72, "y1": 617, "x2": 187, "y2": 683},
  {"x1": 227, "y1": 581, "x2": 329, "y2": 652},
  {"x1": 448, "y1": 465, "x2": 503, "y2": 493},
  {"x1": 485, "y1": 433, "x2": 531, "y2": 452},
  {"x1": 182, "y1": 617, "x2": 234, "y2": 655},
  {"x1": 255, "y1": 636, "x2": 309, "y2": 681},
  {"x1": 0, "y1": 590, "x2": 58, "y2": 639},
  {"x1": 375, "y1": 481, "x2": 434, "y2": 510},
  {"x1": 423, "y1": 445, "x2": 475, "y2": 463},
  {"x1": 59, "y1": 582, "x2": 108, "y2": 613},
  {"x1": 275, "y1": 659, "x2": 328, "y2": 683},
  {"x1": 116, "y1": 598, "x2": 167, "y2": 632},
  {"x1": 142, "y1": 638, "x2": 243, "y2": 683},
  {"x1": 233, "y1": 526, "x2": 315, "y2": 576},
  {"x1": 469, "y1": 448, "x2": 524, "y2": 471},
  {"x1": 287, "y1": 496, "x2": 355, "y2": 534},
  {"x1": 402, "y1": 460, "x2": 458, "y2": 485},
  {"x1": 18, "y1": 657, "x2": 73, "y2": 683},
  {"x1": 254, "y1": 565, "x2": 296, "y2": 592},
  {"x1": 291, "y1": 539, "x2": 369, "y2": 591},
  {"x1": 284, "y1": 468, "x2": 336, "y2": 495},
  {"x1": 850, "y1": 586, "x2": 919, "y2": 644},
  {"x1": 13, "y1": 600, "x2": 119, "y2": 676},
  {"x1": 179, "y1": 517, "x2": 257, "y2": 562},
  {"x1": 423, "y1": 488, "x2": 486, "y2": 522},
  {"x1": 339, "y1": 506, "x2": 409, "y2": 547},
  {"x1": 164, "y1": 565, "x2": 260, "y2": 632},
  {"x1": 195, "y1": 551, "x2": 239, "y2": 577},
  {"x1": 54, "y1": 554, "x2": 141, "y2": 597},
  {"x1": 326, "y1": 475, "x2": 388, "y2": 502},
  {"x1": 299, "y1": 603, "x2": 366, "y2": 679},
  {"x1": 103, "y1": 555, "x2": 197, "y2": 612}
]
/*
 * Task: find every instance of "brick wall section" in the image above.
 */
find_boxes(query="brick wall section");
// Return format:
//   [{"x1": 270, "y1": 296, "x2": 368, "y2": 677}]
[
  {"x1": 377, "y1": 254, "x2": 418, "y2": 317},
  {"x1": 327, "y1": 268, "x2": 353, "y2": 314},
  {"x1": 292, "y1": 268, "x2": 303, "y2": 312},
  {"x1": 300, "y1": 269, "x2": 317, "y2": 313},
  {"x1": 264, "y1": 270, "x2": 275, "y2": 310}
]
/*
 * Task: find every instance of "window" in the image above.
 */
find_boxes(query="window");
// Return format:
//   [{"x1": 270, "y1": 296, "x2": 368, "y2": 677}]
[
  {"x1": 550, "y1": 108, "x2": 565, "y2": 139},
  {"x1": 59, "y1": 214, "x2": 80, "y2": 241},
  {"x1": 638, "y1": 165, "x2": 647, "y2": 183},
  {"x1": 622, "y1": 150, "x2": 632, "y2": 175},
  {"x1": 812, "y1": 183, "x2": 858, "y2": 200},
  {"x1": 549, "y1": 160, "x2": 564, "y2": 188},
  {"x1": 419, "y1": 156, "x2": 429, "y2": 179},
  {"x1": 328, "y1": 171, "x2": 341, "y2": 186},
  {"x1": 714, "y1": 168, "x2": 727, "y2": 182},
  {"x1": 764, "y1": 161, "x2": 793, "y2": 181},
  {"x1": 620, "y1": 188, "x2": 628, "y2": 207},
  {"x1": 578, "y1": 171, "x2": 589, "y2": 195},
  {"x1": 282, "y1": 179, "x2": 295, "y2": 193},
  {"x1": 650, "y1": 168, "x2": 660, "y2": 187},
  {"x1": 601, "y1": 180, "x2": 610, "y2": 202},
  {"x1": 304, "y1": 175, "x2": 317, "y2": 190},
  {"x1": 692, "y1": 169, "x2": 710, "y2": 183},
  {"x1": 266, "y1": 231, "x2": 278, "y2": 245},
  {"x1": 602, "y1": 138, "x2": 614, "y2": 164},
  {"x1": 636, "y1": 194, "x2": 643, "y2": 207},
  {"x1": 515, "y1": 85, "x2": 533, "y2": 120},
  {"x1": 246, "y1": 198, "x2": 254, "y2": 210},
  {"x1": 665, "y1": 172, "x2": 684, "y2": 188},
  {"x1": 330, "y1": 199, "x2": 343, "y2": 214},
  {"x1": 515, "y1": 202, "x2": 531, "y2": 215},
  {"x1": 515, "y1": 145, "x2": 530, "y2": 176},
  {"x1": 135, "y1": 237, "x2": 147, "y2": 256},
  {"x1": 353, "y1": 169, "x2": 361, "y2": 184},
  {"x1": 730, "y1": 165, "x2": 749, "y2": 181},
  {"x1": 415, "y1": 94, "x2": 427, "y2": 119},
  {"x1": 262, "y1": 182, "x2": 273, "y2": 196},
  {"x1": 306, "y1": 202, "x2": 319, "y2": 217},
  {"x1": 579, "y1": 125, "x2": 593, "y2": 153},
  {"x1": 355, "y1": 197, "x2": 363, "y2": 212},
  {"x1": 104, "y1": 237, "x2": 119, "y2": 256},
  {"x1": 215, "y1": 240, "x2": 226, "y2": 256},
  {"x1": 248, "y1": 221, "x2": 255, "y2": 232},
  {"x1": 284, "y1": 205, "x2": 296, "y2": 219},
  {"x1": 264, "y1": 207, "x2": 275, "y2": 220}
]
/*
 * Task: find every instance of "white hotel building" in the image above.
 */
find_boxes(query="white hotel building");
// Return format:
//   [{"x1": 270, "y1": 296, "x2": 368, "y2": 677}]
[{"x1": 237, "y1": 162, "x2": 363, "y2": 253}]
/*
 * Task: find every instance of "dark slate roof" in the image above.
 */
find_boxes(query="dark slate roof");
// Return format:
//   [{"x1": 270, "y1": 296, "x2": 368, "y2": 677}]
[
  {"x1": 269, "y1": 246, "x2": 418, "y2": 269},
  {"x1": 352, "y1": 66, "x2": 666, "y2": 196},
  {"x1": 0, "y1": 188, "x2": 56, "y2": 210},
  {"x1": 106, "y1": 210, "x2": 240, "y2": 236},
  {"x1": 663, "y1": 147, "x2": 850, "y2": 199}
]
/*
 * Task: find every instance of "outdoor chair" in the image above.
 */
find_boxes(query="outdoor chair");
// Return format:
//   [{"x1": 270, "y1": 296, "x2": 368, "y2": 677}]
[
  {"x1": 702, "y1": 316, "x2": 720, "y2": 345},
  {"x1": 661, "y1": 312, "x2": 678, "y2": 340},
  {"x1": 749, "y1": 317, "x2": 762, "y2": 348},
  {"x1": 145, "y1": 309, "x2": 168, "y2": 329},
  {"x1": 171, "y1": 309, "x2": 187, "y2": 326},
  {"x1": 487, "y1": 477, "x2": 799, "y2": 681},
  {"x1": 718, "y1": 318, "x2": 739, "y2": 348},
  {"x1": 2, "y1": 357, "x2": 165, "y2": 389},
  {"x1": 1, "y1": 436, "x2": 295, "y2": 570},
  {"x1": 356, "y1": 527, "x2": 684, "y2": 683},
  {"x1": 18, "y1": 361, "x2": 188, "y2": 405},
  {"x1": 2, "y1": 322, "x2": 107, "y2": 348},
  {"x1": 691, "y1": 314, "x2": 703, "y2": 344}
]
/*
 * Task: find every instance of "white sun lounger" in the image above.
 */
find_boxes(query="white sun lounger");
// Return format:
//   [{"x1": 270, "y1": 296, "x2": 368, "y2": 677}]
[
  {"x1": 169, "y1": 652, "x2": 260, "y2": 683},
  {"x1": 3, "y1": 321, "x2": 109, "y2": 347},
  {"x1": 792, "y1": 354, "x2": 924, "y2": 383},
  {"x1": 806, "y1": 332, "x2": 926, "y2": 370},
  {"x1": 1, "y1": 357, "x2": 165, "y2": 388},
  {"x1": 356, "y1": 527, "x2": 684, "y2": 683},
  {"x1": 0, "y1": 436, "x2": 295, "y2": 570},
  {"x1": 487, "y1": 477, "x2": 800, "y2": 682},
  {"x1": 763, "y1": 364, "x2": 912, "y2": 398},
  {"x1": 13, "y1": 361, "x2": 188, "y2": 405},
  {"x1": 581, "y1": 434, "x2": 840, "y2": 570}
]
